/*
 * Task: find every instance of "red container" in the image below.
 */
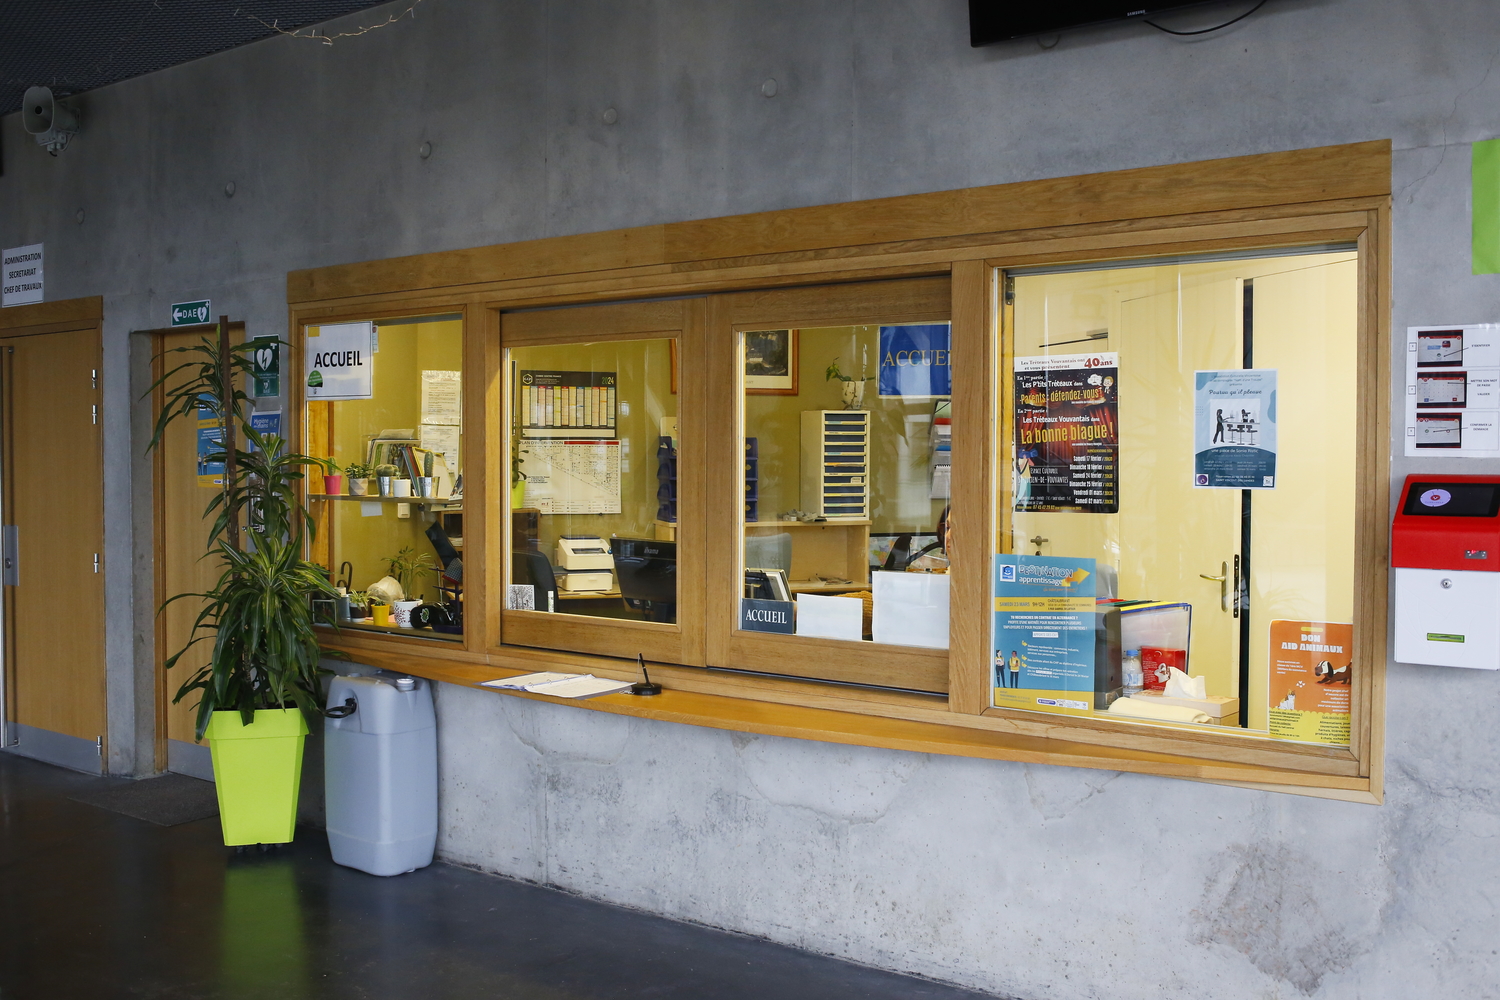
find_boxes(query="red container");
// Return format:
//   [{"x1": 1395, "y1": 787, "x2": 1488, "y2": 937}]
[{"x1": 1141, "y1": 646, "x2": 1186, "y2": 691}]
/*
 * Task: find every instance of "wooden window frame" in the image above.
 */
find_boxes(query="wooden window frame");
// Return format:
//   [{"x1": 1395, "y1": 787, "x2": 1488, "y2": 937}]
[
  {"x1": 495, "y1": 299, "x2": 707, "y2": 666},
  {"x1": 291, "y1": 141, "x2": 1391, "y2": 801},
  {"x1": 706, "y1": 276, "x2": 954, "y2": 691}
]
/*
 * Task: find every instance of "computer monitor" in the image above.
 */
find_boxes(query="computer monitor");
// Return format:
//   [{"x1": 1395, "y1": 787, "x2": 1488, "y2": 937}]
[{"x1": 611, "y1": 537, "x2": 675, "y2": 623}]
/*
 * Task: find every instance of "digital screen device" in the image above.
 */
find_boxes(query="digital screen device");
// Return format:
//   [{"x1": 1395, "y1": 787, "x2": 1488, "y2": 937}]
[
  {"x1": 612, "y1": 537, "x2": 676, "y2": 622},
  {"x1": 969, "y1": 1, "x2": 1226, "y2": 45},
  {"x1": 1416, "y1": 329, "x2": 1464, "y2": 367},
  {"x1": 1400, "y1": 482, "x2": 1500, "y2": 518},
  {"x1": 1416, "y1": 373, "x2": 1467, "y2": 408}
]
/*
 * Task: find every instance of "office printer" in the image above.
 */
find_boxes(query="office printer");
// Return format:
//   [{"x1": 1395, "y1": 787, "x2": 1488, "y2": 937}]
[{"x1": 554, "y1": 536, "x2": 614, "y2": 592}]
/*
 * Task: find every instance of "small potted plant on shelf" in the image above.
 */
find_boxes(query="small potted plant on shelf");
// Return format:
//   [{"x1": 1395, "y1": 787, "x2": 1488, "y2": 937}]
[
  {"x1": 322, "y1": 460, "x2": 344, "y2": 496},
  {"x1": 343, "y1": 589, "x2": 370, "y2": 621},
  {"x1": 825, "y1": 356, "x2": 874, "y2": 409},
  {"x1": 147, "y1": 329, "x2": 337, "y2": 848},
  {"x1": 375, "y1": 463, "x2": 400, "y2": 496},
  {"x1": 387, "y1": 545, "x2": 437, "y2": 603},
  {"x1": 344, "y1": 462, "x2": 374, "y2": 496}
]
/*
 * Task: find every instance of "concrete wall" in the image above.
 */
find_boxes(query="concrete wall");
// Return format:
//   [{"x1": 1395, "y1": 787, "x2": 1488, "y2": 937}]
[{"x1": 3, "y1": 1, "x2": 1498, "y2": 995}]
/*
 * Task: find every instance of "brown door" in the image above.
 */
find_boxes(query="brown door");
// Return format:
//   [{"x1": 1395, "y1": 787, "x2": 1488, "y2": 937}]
[
  {"x1": 2, "y1": 328, "x2": 106, "y2": 767},
  {"x1": 154, "y1": 327, "x2": 242, "y2": 763}
]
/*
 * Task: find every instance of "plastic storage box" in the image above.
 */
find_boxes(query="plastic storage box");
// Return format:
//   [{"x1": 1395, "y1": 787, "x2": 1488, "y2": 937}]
[{"x1": 324, "y1": 671, "x2": 437, "y2": 876}]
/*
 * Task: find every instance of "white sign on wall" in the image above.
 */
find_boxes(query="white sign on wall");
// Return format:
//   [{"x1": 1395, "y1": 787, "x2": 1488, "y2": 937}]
[
  {"x1": 1405, "y1": 324, "x2": 1500, "y2": 457},
  {"x1": 2, "y1": 244, "x2": 44, "y2": 307},
  {"x1": 305, "y1": 321, "x2": 374, "y2": 400}
]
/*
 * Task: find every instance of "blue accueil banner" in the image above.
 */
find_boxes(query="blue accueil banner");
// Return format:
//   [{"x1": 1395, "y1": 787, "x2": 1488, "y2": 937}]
[
  {"x1": 992, "y1": 554, "x2": 1097, "y2": 715},
  {"x1": 879, "y1": 323, "x2": 951, "y2": 397}
]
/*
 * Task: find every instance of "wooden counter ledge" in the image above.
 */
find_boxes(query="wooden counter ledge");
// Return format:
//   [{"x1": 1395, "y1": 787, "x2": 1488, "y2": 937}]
[{"x1": 320, "y1": 636, "x2": 1374, "y2": 799}]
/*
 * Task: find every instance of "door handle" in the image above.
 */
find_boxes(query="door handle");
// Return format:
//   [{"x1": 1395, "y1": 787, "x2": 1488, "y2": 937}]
[
  {"x1": 2, "y1": 526, "x2": 17, "y2": 587},
  {"x1": 1199, "y1": 561, "x2": 1228, "y2": 612}
]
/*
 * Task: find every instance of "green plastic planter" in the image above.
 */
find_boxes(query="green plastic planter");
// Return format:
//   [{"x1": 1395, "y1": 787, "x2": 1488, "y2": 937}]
[{"x1": 205, "y1": 708, "x2": 308, "y2": 846}]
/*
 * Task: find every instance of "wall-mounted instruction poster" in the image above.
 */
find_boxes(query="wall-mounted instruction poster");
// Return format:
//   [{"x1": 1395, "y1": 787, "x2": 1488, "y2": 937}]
[
  {"x1": 878, "y1": 323, "x2": 952, "y2": 397},
  {"x1": 1268, "y1": 620, "x2": 1352, "y2": 747},
  {"x1": 1193, "y1": 369, "x2": 1277, "y2": 489},
  {"x1": 247, "y1": 410, "x2": 282, "y2": 453},
  {"x1": 1013, "y1": 353, "x2": 1119, "y2": 513},
  {"x1": 520, "y1": 439, "x2": 621, "y2": 514},
  {"x1": 1405, "y1": 324, "x2": 1500, "y2": 457},
  {"x1": 519, "y1": 370, "x2": 616, "y2": 438},
  {"x1": 196, "y1": 398, "x2": 224, "y2": 488},
  {"x1": 992, "y1": 554, "x2": 1097, "y2": 716},
  {"x1": 305, "y1": 321, "x2": 374, "y2": 400}
]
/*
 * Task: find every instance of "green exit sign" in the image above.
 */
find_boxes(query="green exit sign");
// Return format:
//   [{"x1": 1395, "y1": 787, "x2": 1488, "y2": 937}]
[{"x1": 170, "y1": 299, "x2": 211, "y2": 326}]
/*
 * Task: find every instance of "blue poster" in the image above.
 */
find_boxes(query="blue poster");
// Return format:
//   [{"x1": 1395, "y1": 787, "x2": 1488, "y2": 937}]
[
  {"x1": 879, "y1": 324, "x2": 951, "y2": 397},
  {"x1": 195, "y1": 396, "x2": 224, "y2": 487},
  {"x1": 992, "y1": 554, "x2": 1097, "y2": 715},
  {"x1": 247, "y1": 410, "x2": 282, "y2": 454},
  {"x1": 1194, "y1": 369, "x2": 1277, "y2": 489}
]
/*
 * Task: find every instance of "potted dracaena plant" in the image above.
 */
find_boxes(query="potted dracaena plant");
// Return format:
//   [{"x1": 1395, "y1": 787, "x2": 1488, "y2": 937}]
[{"x1": 148, "y1": 328, "x2": 338, "y2": 847}]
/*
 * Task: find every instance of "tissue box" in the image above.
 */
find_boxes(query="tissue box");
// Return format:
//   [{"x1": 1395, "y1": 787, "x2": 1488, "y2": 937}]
[{"x1": 1135, "y1": 690, "x2": 1240, "y2": 726}]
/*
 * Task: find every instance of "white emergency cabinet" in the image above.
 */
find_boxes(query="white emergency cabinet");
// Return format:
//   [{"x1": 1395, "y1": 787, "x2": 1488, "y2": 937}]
[
  {"x1": 324, "y1": 671, "x2": 438, "y2": 876},
  {"x1": 1392, "y1": 475, "x2": 1500, "y2": 669}
]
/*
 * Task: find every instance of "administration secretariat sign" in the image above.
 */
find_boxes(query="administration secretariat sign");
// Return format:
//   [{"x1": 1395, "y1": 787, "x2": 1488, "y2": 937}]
[{"x1": 2, "y1": 244, "x2": 43, "y2": 307}]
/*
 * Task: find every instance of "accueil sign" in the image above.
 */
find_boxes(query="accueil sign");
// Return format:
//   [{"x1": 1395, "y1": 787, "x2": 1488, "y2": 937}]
[
  {"x1": 305, "y1": 321, "x2": 374, "y2": 400},
  {"x1": 2, "y1": 243, "x2": 44, "y2": 307},
  {"x1": 879, "y1": 323, "x2": 952, "y2": 397}
]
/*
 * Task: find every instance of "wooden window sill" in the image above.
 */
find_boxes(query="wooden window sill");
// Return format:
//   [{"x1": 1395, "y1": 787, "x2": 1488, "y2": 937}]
[{"x1": 318, "y1": 632, "x2": 1378, "y2": 803}]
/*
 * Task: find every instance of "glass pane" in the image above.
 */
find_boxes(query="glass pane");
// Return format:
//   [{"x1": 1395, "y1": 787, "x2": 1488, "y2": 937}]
[
  {"x1": 306, "y1": 314, "x2": 464, "y2": 639},
  {"x1": 505, "y1": 339, "x2": 678, "y2": 623},
  {"x1": 996, "y1": 251, "x2": 1357, "y2": 745},
  {"x1": 739, "y1": 324, "x2": 952, "y2": 648}
]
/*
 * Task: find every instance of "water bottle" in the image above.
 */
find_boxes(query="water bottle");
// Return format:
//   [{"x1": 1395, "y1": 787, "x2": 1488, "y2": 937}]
[{"x1": 1122, "y1": 649, "x2": 1144, "y2": 697}]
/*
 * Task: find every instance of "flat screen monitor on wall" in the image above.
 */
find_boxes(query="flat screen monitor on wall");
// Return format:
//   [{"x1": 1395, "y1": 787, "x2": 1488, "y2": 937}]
[{"x1": 969, "y1": 1, "x2": 1226, "y2": 45}]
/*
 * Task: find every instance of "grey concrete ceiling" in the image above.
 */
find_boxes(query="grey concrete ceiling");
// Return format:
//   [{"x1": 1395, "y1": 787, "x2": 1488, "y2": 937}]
[{"x1": 0, "y1": 0, "x2": 395, "y2": 116}]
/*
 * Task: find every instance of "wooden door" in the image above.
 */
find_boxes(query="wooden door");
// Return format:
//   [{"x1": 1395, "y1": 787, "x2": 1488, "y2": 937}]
[
  {"x1": 2, "y1": 328, "x2": 106, "y2": 757},
  {"x1": 1116, "y1": 279, "x2": 1243, "y2": 699},
  {"x1": 154, "y1": 327, "x2": 240, "y2": 755}
]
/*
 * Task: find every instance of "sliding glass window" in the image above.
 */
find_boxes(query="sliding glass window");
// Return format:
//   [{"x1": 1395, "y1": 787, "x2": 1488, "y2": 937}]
[
  {"x1": 498, "y1": 300, "x2": 703, "y2": 666},
  {"x1": 304, "y1": 313, "x2": 466, "y2": 640},
  {"x1": 996, "y1": 249, "x2": 1357, "y2": 744}
]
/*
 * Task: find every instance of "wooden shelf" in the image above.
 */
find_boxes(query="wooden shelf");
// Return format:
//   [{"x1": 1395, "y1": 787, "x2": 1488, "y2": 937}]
[{"x1": 310, "y1": 493, "x2": 462, "y2": 510}]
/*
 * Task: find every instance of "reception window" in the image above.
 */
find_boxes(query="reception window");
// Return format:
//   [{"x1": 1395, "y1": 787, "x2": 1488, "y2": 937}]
[
  {"x1": 290, "y1": 141, "x2": 1391, "y2": 794},
  {"x1": 714, "y1": 278, "x2": 952, "y2": 692},
  {"x1": 507, "y1": 339, "x2": 676, "y2": 620},
  {"x1": 996, "y1": 249, "x2": 1358, "y2": 745},
  {"x1": 498, "y1": 299, "x2": 704, "y2": 666},
  {"x1": 304, "y1": 313, "x2": 465, "y2": 640}
]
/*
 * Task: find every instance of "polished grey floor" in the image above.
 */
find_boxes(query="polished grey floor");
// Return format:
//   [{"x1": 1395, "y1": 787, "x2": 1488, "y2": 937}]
[{"x1": 0, "y1": 752, "x2": 998, "y2": 999}]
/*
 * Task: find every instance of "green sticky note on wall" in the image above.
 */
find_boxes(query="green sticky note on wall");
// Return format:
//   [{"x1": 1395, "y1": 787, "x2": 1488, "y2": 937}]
[{"x1": 1475, "y1": 139, "x2": 1500, "y2": 275}]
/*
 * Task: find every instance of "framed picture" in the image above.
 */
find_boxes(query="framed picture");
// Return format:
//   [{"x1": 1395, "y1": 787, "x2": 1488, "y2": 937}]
[{"x1": 744, "y1": 329, "x2": 799, "y2": 395}]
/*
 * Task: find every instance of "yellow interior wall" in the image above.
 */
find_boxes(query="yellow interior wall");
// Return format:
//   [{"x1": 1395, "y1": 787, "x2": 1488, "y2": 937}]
[
  {"x1": 317, "y1": 317, "x2": 462, "y2": 602},
  {"x1": 510, "y1": 338, "x2": 676, "y2": 557},
  {"x1": 1007, "y1": 252, "x2": 1357, "y2": 731},
  {"x1": 745, "y1": 325, "x2": 946, "y2": 534}
]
